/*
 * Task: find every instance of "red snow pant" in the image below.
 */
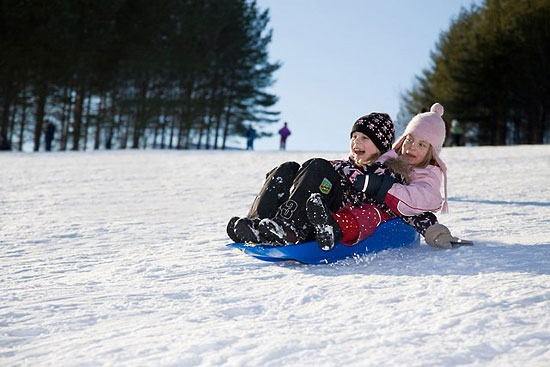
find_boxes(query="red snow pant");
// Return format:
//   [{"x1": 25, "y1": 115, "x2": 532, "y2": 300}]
[{"x1": 332, "y1": 203, "x2": 392, "y2": 245}]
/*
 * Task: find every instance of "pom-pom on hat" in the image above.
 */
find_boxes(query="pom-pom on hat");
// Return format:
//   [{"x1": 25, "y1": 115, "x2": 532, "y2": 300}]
[
  {"x1": 393, "y1": 103, "x2": 449, "y2": 213},
  {"x1": 350, "y1": 112, "x2": 395, "y2": 154}
]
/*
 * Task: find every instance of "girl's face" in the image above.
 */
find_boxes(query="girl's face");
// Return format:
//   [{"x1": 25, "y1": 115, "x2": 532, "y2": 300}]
[
  {"x1": 350, "y1": 131, "x2": 379, "y2": 165},
  {"x1": 401, "y1": 134, "x2": 431, "y2": 166}
]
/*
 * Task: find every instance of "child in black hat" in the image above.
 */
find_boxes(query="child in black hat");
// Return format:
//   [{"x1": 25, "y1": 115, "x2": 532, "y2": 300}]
[{"x1": 228, "y1": 112, "x2": 408, "y2": 246}]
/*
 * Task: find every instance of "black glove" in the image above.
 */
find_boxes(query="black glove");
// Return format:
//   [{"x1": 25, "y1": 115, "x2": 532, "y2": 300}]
[{"x1": 353, "y1": 173, "x2": 395, "y2": 204}]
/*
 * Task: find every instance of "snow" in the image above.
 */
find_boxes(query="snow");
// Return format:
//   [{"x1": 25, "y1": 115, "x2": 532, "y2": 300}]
[{"x1": 1, "y1": 145, "x2": 550, "y2": 366}]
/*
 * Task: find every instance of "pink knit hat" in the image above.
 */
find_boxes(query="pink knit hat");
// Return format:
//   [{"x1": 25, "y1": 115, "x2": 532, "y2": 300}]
[{"x1": 393, "y1": 103, "x2": 449, "y2": 213}]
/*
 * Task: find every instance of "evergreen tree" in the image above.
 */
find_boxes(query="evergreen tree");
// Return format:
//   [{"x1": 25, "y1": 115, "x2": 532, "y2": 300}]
[
  {"x1": 401, "y1": 0, "x2": 550, "y2": 145},
  {"x1": 0, "y1": 0, "x2": 279, "y2": 151}
]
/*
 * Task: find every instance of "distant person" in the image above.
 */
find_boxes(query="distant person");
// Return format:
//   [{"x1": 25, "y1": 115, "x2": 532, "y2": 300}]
[
  {"x1": 278, "y1": 122, "x2": 291, "y2": 150},
  {"x1": 450, "y1": 119, "x2": 463, "y2": 146},
  {"x1": 44, "y1": 120, "x2": 56, "y2": 151},
  {"x1": 245, "y1": 125, "x2": 256, "y2": 150},
  {"x1": 0, "y1": 132, "x2": 11, "y2": 151}
]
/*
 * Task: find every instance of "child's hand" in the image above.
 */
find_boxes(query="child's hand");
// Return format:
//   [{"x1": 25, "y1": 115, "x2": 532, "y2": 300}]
[
  {"x1": 353, "y1": 173, "x2": 394, "y2": 203},
  {"x1": 424, "y1": 223, "x2": 473, "y2": 249}
]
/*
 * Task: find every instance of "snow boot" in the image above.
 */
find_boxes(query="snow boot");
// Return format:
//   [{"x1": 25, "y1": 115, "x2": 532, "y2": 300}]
[
  {"x1": 306, "y1": 193, "x2": 343, "y2": 251},
  {"x1": 258, "y1": 218, "x2": 298, "y2": 246},
  {"x1": 234, "y1": 217, "x2": 261, "y2": 243},
  {"x1": 226, "y1": 216, "x2": 241, "y2": 242}
]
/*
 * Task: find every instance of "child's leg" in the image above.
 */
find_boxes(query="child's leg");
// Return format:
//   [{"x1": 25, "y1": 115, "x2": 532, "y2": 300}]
[
  {"x1": 305, "y1": 198, "x2": 394, "y2": 249},
  {"x1": 305, "y1": 193, "x2": 343, "y2": 250},
  {"x1": 247, "y1": 161, "x2": 300, "y2": 219},
  {"x1": 228, "y1": 161, "x2": 299, "y2": 243},
  {"x1": 331, "y1": 210, "x2": 359, "y2": 244},
  {"x1": 260, "y1": 158, "x2": 344, "y2": 244},
  {"x1": 335, "y1": 204, "x2": 392, "y2": 245}
]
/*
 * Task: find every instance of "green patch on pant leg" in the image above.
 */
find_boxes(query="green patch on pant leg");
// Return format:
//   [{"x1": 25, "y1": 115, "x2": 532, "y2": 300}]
[{"x1": 319, "y1": 177, "x2": 333, "y2": 194}]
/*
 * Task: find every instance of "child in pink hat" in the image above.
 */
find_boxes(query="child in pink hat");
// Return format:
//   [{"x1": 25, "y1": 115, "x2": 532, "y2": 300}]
[
  {"x1": 307, "y1": 103, "x2": 471, "y2": 249},
  {"x1": 390, "y1": 102, "x2": 449, "y2": 214}
]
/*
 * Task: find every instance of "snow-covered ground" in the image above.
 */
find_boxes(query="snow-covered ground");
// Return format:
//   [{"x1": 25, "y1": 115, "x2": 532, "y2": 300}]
[{"x1": 1, "y1": 145, "x2": 550, "y2": 367}]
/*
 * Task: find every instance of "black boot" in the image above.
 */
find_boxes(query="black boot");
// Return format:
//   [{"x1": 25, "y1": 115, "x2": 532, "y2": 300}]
[
  {"x1": 226, "y1": 216, "x2": 241, "y2": 242},
  {"x1": 258, "y1": 218, "x2": 298, "y2": 246},
  {"x1": 234, "y1": 217, "x2": 261, "y2": 243},
  {"x1": 306, "y1": 193, "x2": 343, "y2": 251}
]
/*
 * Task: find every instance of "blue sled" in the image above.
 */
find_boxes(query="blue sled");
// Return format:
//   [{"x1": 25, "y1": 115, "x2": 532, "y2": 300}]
[{"x1": 227, "y1": 218, "x2": 419, "y2": 264}]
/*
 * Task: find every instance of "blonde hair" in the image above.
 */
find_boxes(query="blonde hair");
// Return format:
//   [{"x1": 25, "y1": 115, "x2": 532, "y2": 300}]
[
  {"x1": 417, "y1": 146, "x2": 434, "y2": 168},
  {"x1": 354, "y1": 151, "x2": 380, "y2": 166}
]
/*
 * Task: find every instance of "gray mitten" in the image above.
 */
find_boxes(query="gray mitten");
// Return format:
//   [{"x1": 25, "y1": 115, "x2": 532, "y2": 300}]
[{"x1": 424, "y1": 223, "x2": 473, "y2": 249}]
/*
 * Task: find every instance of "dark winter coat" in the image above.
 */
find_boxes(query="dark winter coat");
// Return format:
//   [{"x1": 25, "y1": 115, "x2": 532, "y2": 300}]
[
  {"x1": 330, "y1": 156, "x2": 406, "y2": 209},
  {"x1": 331, "y1": 156, "x2": 437, "y2": 236}
]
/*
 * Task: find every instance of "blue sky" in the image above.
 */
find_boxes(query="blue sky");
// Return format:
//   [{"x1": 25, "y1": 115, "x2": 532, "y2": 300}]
[{"x1": 246, "y1": 0, "x2": 480, "y2": 151}]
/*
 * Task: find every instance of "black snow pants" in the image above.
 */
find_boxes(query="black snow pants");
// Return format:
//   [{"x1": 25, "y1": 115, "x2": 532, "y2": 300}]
[
  {"x1": 247, "y1": 158, "x2": 345, "y2": 241},
  {"x1": 274, "y1": 158, "x2": 345, "y2": 241},
  {"x1": 247, "y1": 161, "x2": 301, "y2": 219}
]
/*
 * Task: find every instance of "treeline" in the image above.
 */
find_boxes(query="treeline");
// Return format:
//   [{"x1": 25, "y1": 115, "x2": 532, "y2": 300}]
[
  {"x1": 401, "y1": 0, "x2": 550, "y2": 145},
  {"x1": 0, "y1": 0, "x2": 280, "y2": 151}
]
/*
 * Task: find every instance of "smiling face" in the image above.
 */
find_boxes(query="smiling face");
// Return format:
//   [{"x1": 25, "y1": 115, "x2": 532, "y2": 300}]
[
  {"x1": 350, "y1": 131, "x2": 380, "y2": 165},
  {"x1": 400, "y1": 134, "x2": 431, "y2": 166}
]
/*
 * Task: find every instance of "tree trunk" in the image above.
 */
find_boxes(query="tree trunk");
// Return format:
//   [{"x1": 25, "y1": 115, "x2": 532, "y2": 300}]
[
  {"x1": 132, "y1": 79, "x2": 148, "y2": 149},
  {"x1": 106, "y1": 90, "x2": 117, "y2": 150},
  {"x1": 1, "y1": 83, "x2": 12, "y2": 137},
  {"x1": 94, "y1": 93, "x2": 104, "y2": 150},
  {"x1": 168, "y1": 111, "x2": 176, "y2": 149},
  {"x1": 160, "y1": 111, "x2": 168, "y2": 149},
  {"x1": 8, "y1": 97, "x2": 17, "y2": 142},
  {"x1": 221, "y1": 102, "x2": 233, "y2": 150},
  {"x1": 184, "y1": 123, "x2": 191, "y2": 149},
  {"x1": 18, "y1": 86, "x2": 28, "y2": 151},
  {"x1": 34, "y1": 82, "x2": 48, "y2": 152},
  {"x1": 59, "y1": 86, "x2": 70, "y2": 151},
  {"x1": 213, "y1": 97, "x2": 224, "y2": 149},
  {"x1": 531, "y1": 106, "x2": 545, "y2": 144},
  {"x1": 180, "y1": 116, "x2": 188, "y2": 150},
  {"x1": 83, "y1": 92, "x2": 92, "y2": 150},
  {"x1": 72, "y1": 84, "x2": 84, "y2": 151}
]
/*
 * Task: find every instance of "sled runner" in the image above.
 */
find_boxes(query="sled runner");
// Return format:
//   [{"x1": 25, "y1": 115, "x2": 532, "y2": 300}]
[{"x1": 227, "y1": 217, "x2": 419, "y2": 264}]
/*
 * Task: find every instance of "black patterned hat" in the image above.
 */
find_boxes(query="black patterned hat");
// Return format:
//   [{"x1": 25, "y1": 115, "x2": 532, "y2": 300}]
[{"x1": 350, "y1": 112, "x2": 395, "y2": 153}]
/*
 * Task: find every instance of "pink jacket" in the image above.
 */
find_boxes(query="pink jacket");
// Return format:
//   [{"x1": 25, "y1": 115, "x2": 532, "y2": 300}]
[{"x1": 378, "y1": 150, "x2": 443, "y2": 216}]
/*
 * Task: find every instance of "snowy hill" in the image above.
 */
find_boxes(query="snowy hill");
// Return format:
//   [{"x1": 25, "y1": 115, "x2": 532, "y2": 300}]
[{"x1": 1, "y1": 145, "x2": 550, "y2": 366}]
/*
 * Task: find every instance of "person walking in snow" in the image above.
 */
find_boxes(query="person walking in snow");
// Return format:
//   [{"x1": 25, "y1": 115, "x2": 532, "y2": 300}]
[
  {"x1": 450, "y1": 119, "x2": 463, "y2": 146},
  {"x1": 44, "y1": 120, "x2": 56, "y2": 151},
  {"x1": 0, "y1": 132, "x2": 11, "y2": 151},
  {"x1": 245, "y1": 125, "x2": 256, "y2": 150},
  {"x1": 278, "y1": 122, "x2": 291, "y2": 150}
]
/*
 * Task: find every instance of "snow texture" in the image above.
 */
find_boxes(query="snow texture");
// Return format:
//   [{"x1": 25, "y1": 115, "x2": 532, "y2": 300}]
[{"x1": 1, "y1": 145, "x2": 550, "y2": 366}]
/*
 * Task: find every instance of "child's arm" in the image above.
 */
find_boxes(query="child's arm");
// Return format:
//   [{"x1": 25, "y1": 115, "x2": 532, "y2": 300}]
[
  {"x1": 400, "y1": 212, "x2": 473, "y2": 248},
  {"x1": 385, "y1": 170, "x2": 443, "y2": 216},
  {"x1": 354, "y1": 166, "x2": 443, "y2": 216},
  {"x1": 403, "y1": 213, "x2": 473, "y2": 248}
]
